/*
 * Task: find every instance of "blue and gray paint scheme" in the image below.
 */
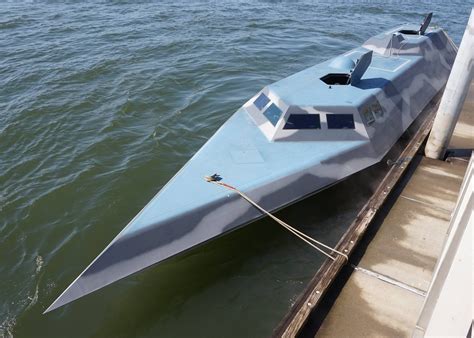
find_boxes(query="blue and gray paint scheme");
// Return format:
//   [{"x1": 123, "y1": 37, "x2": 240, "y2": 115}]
[{"x1": 46, "y1": 15, "x2": 457, "y2": 312}]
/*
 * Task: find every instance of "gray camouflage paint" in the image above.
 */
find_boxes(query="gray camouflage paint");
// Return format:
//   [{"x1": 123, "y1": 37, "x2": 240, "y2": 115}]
[{"x1": 45, "y1": 24, "x2": 457, "y2": 313}]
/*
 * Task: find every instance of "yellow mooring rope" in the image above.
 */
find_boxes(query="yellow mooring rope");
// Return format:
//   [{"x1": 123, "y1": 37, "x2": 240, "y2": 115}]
[
  {"x1": 205, "y1": 176, "x2": 433, "y2": 297},
  {"x1": 205, "y1": 176, "x2": 349, "y2": 262}
]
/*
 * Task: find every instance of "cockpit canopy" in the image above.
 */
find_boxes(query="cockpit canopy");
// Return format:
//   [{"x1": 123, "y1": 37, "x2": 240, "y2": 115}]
[{"x1": 244, "y1": 90, "x2": 384, "y2": 142}]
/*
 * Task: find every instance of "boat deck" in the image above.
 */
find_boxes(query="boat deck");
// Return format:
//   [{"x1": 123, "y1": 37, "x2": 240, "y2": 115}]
[{"x1": 316, "y1": 81, "x2": 473, "y2": 337}]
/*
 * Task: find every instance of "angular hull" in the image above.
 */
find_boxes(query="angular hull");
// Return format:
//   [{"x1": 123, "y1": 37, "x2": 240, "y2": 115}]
[{"x1": 46, "y1": 25, "x2": 456, "y2": 312}]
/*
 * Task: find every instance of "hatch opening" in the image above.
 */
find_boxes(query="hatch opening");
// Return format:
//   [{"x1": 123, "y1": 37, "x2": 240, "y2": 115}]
[
  {"x1": 398, "y1": 29, "x2": 419, "y2": 35},
  {"x1": 320, "y1": 73, "x2": 350, "y2": 85}
]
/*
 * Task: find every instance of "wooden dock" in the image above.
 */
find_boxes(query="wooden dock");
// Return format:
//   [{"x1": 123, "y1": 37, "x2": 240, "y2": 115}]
[
  {"x1": 274, "y1": 82, "x2": 473, "y2": 337},
  {"x1": 316, "y1": 155, "x2": 468, "y2": 337}
]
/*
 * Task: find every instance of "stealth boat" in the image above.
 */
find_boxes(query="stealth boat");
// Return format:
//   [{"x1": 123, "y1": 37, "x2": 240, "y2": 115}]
[{"x1": 46, "y1": 13, "x2": 457, "y2": 312}]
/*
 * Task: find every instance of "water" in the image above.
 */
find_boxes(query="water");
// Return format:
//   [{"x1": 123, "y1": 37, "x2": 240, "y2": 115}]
[{"x1": 0, "y1": 1, "x2": 471, "y2": 337}]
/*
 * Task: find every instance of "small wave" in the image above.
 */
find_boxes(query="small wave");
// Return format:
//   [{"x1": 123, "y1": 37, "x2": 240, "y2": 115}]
[
  {"x1": 0, "y1": 16, "x2": 28, "y2": 30},
  {"x1": 25, "y1": 284, "x2": 39, "y2": 312},
  {"x1": 0, "y1": 256, "x2": 45, "y2": 337},
  {"x1": 0, "y1": 192, "x2": 5, "y2": 212},
  {"x1": 0, "y1": 316, "x2": 16, "y2": 338},
  {"x1": 35, "y1": 255, "x2": 43, "y2": 274},
  {"x1": 0, "y1": 282, "x2": 41, "y2": 337},
  {"x1": 364, "y1": 6, "x2": 386, "y2": 15}
]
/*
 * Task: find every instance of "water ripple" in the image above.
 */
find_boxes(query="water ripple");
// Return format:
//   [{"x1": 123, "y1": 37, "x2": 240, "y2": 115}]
[{"x1": 0, "y1": 1, "x2": 470, "y2": 337}]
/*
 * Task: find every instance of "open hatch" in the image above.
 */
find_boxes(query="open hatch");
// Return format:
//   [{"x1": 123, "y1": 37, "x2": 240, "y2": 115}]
[
  {"x1": 399, "y1": 12, "x2": 432, "y2": 35},
  {"x1": 320, "y1": 50, "x2": 373, "y2": 86}
]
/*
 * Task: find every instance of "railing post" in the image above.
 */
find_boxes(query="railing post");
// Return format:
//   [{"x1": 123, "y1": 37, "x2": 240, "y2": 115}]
[{"x1": 425, "y1": 9, "x2": 474, "y2": 159}]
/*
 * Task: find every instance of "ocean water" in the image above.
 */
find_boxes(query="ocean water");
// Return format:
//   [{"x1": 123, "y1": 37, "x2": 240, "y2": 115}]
[{"x1": 0, "y1": 1, "x2": 471, "y2": 337}]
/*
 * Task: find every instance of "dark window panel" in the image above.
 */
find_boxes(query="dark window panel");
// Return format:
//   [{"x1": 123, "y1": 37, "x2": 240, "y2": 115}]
[
  {"x1": 284, "y1": 114, "x2": 321, "y2": 129},
  {"x1": 327, "y1": 114, "x2": 355, "y2": 129}
]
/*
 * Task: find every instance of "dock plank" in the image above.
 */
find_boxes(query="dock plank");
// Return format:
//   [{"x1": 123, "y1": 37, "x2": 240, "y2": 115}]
[
  {"x1": 360, "y1": 197, "x2": 451, "y2": 292},
  {"x1": 316, "y1": 157, "x2": 468, "y2": 337},
  {"x1": 400, "y1": 157, "x2": 468, "y2": 212},
  {"x1": 317, "y1": 270, "x2": 424, "y2": 338}
]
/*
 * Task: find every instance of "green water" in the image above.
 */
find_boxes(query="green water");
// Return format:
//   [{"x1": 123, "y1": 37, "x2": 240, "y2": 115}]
[{"x1": 0, "y1": 2, "x2": 470, "y2": 337}]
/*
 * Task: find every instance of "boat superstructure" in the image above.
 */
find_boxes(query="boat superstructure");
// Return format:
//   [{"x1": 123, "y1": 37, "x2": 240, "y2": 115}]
[{"x1": 46, "y1": 14, "x2": 457, "y2": 312}]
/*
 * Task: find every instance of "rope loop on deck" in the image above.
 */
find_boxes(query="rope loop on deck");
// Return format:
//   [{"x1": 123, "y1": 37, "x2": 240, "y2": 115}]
[{"x1": 205, "y1": 176, "x2": 349, "y2": 263}]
